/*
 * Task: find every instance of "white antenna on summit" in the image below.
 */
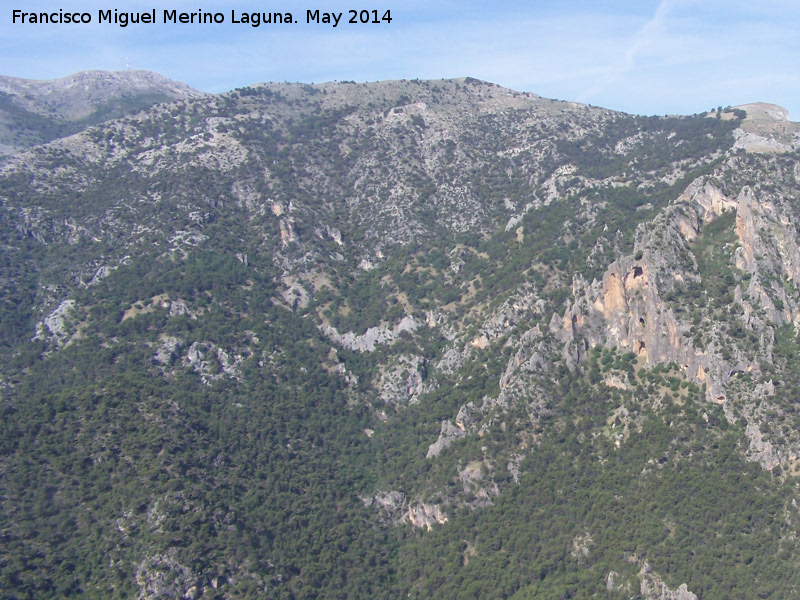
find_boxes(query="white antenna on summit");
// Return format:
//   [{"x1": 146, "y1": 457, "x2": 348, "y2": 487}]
[{"x1": 126, "y1": 58, "x2": 130, "y2": 70}]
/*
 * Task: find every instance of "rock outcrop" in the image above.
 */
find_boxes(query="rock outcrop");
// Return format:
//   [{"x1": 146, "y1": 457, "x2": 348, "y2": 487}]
[
  {"x1": 377, "y1": 354, "x2": 427, "y2": 407},
  {"x1": 639, "y1": 563, "x2": 698, "y2": 600},
  {"x1": 733, "y1": 103, "x2": 800, "y2": 154},
  {"x1": 548, "y1": 173, "x2": 800, "y2": 469},
  {"x1": 404, "y1": 503, "x2": 447, "y2": 530},
  {"x1": 322, "y1": 316, "x2": 420, "y2": 353}
]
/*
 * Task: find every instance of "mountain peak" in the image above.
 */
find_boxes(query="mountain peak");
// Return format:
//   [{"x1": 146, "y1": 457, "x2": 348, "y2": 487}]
[
  {"x1": 0, "y1": 69, "x2": 203, "y2": 120},
  {"x1": 0, "y1": 69, "x2": 205, "y2": 155},
  {"x1": 735, "y1": 102, "x2": 791, "y2": 122},
  {"x1": 732, "y1": 102, "x2": 800, "y2": 153}
]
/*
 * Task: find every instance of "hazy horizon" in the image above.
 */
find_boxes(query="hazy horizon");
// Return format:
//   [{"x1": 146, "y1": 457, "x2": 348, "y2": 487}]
[{"x1": 3, "y1": 1, "x2": 799, "y2": 119}]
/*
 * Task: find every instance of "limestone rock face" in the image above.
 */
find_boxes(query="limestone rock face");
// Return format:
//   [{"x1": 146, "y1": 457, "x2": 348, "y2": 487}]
[
  {"x1": 547, "y1": 173, "x2": 800, "y2": 469},
  {"x1": 377, "y1": 354, "x2": 427, "y2": 407},
  {"x1": 322, "y1": 316, "x2": 420, "y2": 353},
  {"x1": 363, "y1": 489, "x2": 448, "y2": 530},
  {"x1": 361, "y1": 490, "x2": 408, "y2": 523},
  {"x1": 153, "y1": 336, "x2": 183, "y2": 367},
  {"x1": 404, "y1": 502, "x2": 447, "y2": 530},
  {"x1": 135, "y1": 553, "x2": 198, "y2": 600},
  {"x1": 181, "y1": 341, "x2": 246, "y2": 385},
  {"x1": 733, "y1": 102, "x2": 800, "y2": 154},
  {"x1": 639, "y1": 563, "x2": 697, "y2": 600},
  {"x1": 426, "y1": 420, "x2": 466, "y2": 458},
  {"x1": 279, "y1": 217, "x2": 297, "y2": 246},
  {"x1": 38, "y1": 298, "x2": 76, "y2": 345}
]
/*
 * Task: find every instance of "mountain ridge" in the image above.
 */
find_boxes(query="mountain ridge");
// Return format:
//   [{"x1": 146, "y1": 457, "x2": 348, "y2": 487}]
[
  {"x1": 0, "y1": 69, "x2": 204, "y2": 156},
  {"x1": 1, "y1": 73, "x2": 800, "y2": 599}
]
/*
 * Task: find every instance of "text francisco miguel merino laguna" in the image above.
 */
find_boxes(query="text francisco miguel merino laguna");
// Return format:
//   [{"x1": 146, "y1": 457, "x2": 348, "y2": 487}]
[{"x1": 11, "y1": 8, "x2": 393, "y2": 27}]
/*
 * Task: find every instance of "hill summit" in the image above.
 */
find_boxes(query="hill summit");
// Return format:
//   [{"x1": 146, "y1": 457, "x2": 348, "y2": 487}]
[{"x1": 0, "y1": 69, "x2": 203, "y2": 155}]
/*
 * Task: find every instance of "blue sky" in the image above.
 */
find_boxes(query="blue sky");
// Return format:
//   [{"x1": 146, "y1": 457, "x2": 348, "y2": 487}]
[{"x1": 3, "y1": 0, "x2": 800, "y2": 118}]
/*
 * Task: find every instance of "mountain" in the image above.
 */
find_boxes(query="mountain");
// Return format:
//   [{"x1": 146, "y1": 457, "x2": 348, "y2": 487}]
[
  {"x1": 0, "y1": 70, "x2": 204, "y2": 155},
  {"x1": 1, "y1": 74, "x2": 800, "y2": 600}
]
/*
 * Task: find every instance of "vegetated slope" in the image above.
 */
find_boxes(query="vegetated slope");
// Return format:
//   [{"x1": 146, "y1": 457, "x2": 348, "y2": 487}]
[
  {"x1": 1, "y1": 76, "x2": 800, "y2": 600},
  {"x1": 0, "y1": 70, "x2": 204, "y2": 156}
]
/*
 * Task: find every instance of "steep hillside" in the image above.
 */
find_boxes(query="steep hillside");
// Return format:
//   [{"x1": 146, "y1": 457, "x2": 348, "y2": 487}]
[
  {"x1": 1, "y1": 76, "x2": 800, "y2": 600},
  {"x1": 0, "y1": 70, "x2": 204, "y2": 156}
]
